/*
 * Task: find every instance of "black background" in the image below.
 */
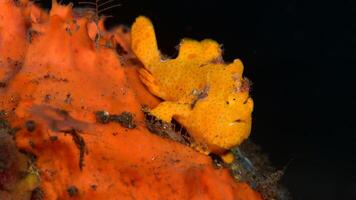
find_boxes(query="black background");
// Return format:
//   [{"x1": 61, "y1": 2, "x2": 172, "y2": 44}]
[{"x1": 44, "y1": 0, "x2": 356, "y2": 199}]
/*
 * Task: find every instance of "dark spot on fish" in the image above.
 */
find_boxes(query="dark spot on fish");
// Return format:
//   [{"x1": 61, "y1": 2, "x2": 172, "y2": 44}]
[{"x1": 243, "y1": 96, "x2": 250, "y2": 104}]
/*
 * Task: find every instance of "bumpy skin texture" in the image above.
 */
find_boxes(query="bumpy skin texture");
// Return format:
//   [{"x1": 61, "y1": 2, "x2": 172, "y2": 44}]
[
  {"x1": 132, "y1": 17, "x2": 254, "y2": 153},
  {"x1": 0, "y1": 1, "x2": 261, "y2": 200}
]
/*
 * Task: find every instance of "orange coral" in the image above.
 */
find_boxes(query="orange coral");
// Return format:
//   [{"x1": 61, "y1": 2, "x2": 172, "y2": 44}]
[{"x1": 0, "y1": 1, "x2": 261, "y2": 200}]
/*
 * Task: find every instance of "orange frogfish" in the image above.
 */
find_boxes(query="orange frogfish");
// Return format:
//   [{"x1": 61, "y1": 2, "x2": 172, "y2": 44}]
[{"x1": 131, "y1": 16, "x2": 254, "y2": 155}]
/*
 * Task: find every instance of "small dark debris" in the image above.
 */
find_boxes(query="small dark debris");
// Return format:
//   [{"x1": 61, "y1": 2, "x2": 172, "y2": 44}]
[
  {"x1": 0, "y1": 82, "x2": 6, "y2": 88},
  {"x1": 258, "y1": 170, "x2": 286, "y2": 200},
  {"x1": 65, "y1": 27, "x2": 71, "y2": 35},
  {"x1": 67, "y1": 185, "x2": 79, "y2": 197},
  {"x1": 49, "y1": 136, "x2": 58, "y2": 142},
  {"x1": 143, "y1": 108, "x2": 191, "y2": 145},
  {"x1": 115, "y1": 43, "x2": 128, "y2": 55},
  {"x1": 229, "y1": 140, "x2": 291, "y2": 200},
  {"x1": 29, "y1": 140, "x2": 36, "y2": 148},
  {"x1": 95, "y1": 111, "x2": 110, "y2": 124},
  {"x1": 65, "y1": 21, "x2": 80, "y2": 36},
  {"x1": 64, "y1": 93, "x2": 72, "y2": 104},
  {"x1": 191, "y1": 86, "x2": 209, "y2": 108},
  {"x1": 110, "y1": 112, "x2": 136, "y2": 129},
  {"x1": 31, "y1": 187, "x2": 44, "y2": 200},
  {"x1": 90, "y1": 184, "x2": 97, "y2": 191},
  {"x1": 25, "y1": 120, "x2": 36, "y2": 132},
  {"x1": 43, "y1": 74, "x2": 51, "y2": 79},
  {"x1": 209, "y1": 153, "x2": 225, "y2": 169},
  {"x1": 0, "y1": 114, "x2": 19, "y2": 136},
  {"x1": 2, "y1": 59, "x2": 23, "y2": 86},
  {"x1": 61, "y1": 129, "x2": 86, "y2": 170},
  {"x1": 121, "y1": 26, "x2": 129, "y2": 33},
  {"x1": 95, "y1": 111, "x2": 136, "y2": 128},
  {"x1": 44, "y1": 94, "x2": 52, "y2": 103},
  {"x1": 38, "y1": 73, "x2": 68, "y2": 83},
  {"x1": 27, "y1": 28, "x2": 41, "y2": 43},
  {"x1": 18, "y1": 150, "x2": 37, "y2": 163}
]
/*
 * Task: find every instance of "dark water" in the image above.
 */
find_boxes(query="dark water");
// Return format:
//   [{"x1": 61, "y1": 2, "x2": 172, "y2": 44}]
[{"x1": 43, "y1": 0, "x2": 356, "y2": 199}]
